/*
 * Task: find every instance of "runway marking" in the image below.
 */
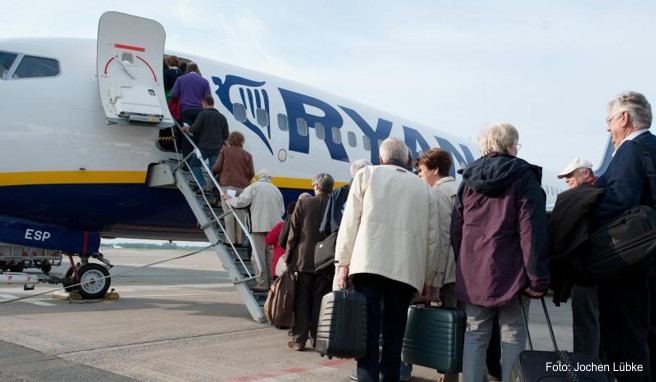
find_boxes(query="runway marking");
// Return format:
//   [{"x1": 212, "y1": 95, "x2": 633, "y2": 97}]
[
  {"x1": 227, "y1": 359, "x2": 351, "y2": 381},
  {"x1": 0, "y1": 293, "x2": 55, "y2": 306}
]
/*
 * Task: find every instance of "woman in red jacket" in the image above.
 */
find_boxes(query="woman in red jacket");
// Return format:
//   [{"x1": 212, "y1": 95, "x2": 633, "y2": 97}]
[{"x1": 265, "y1": 202, "x2": 296, "y2": 278}]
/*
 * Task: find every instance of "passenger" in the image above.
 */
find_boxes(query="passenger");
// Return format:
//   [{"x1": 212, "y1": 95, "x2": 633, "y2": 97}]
[
  {"x1": 320, "y1": 159, "x2": 371, "y2": 292},
  {"x1": 335, "y1": 138, "x2": 440, "y2": 381},
  {"x1": 278, "y1": 192, "x2": 312, "y2": 250},
  {"x1": 321, "y1": 159, "x2": 371, "y2": 237},
  {"x1": 286, "y1": 173, "x2": 334, "y2": 351},
  {"x1": 222, "y1": 169, "x2": 284, "y2": 291},
  {"x1": 265, "y1": 201, "x2": 296, "y2": 278},
  {"x1": 415, "y1": 148, "x2": 459, "y2": 382},
  {"x1": 451, "y1": 122, "x2": 549, "y2": 382},
  {"x1": 163, "y1": 55, "x2": 182, "y2": 99},
  {"x1": 593, "y1": 91, "x2": 656, "y2": 382},
  {"x1": 170, "y1": 62, "x2": 211, "y2": 156},
  {"x1": 549, "y1": 158, "x2": 601, "y2": 359},
  {"x1": 182, "y1": 95, "x2": 229, "y2": 190},
  {"x1": 213, "y1": 131, "x2": 254, "y2": 246}
]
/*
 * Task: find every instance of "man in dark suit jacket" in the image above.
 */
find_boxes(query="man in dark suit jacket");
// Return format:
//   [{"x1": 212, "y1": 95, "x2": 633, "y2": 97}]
[
  {"x1": 594, "y1": 91, "x2": 655, "y2": 382},
  {"x1": 286, "y1": 173, "x2": 334, "y2": 351}
]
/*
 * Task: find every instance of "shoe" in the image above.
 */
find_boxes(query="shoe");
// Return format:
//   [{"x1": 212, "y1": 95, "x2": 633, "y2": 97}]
[
  {"x1": 287, "y1": 340, "x2": 305, "y2": 351},
  {"x1": 251, "y1": 283, "x2": 269, "y2": 292},
  {"x1": 400, "y1": 362, "x2": 413, "y2": 381},
  {"x1": 348, "y1": 370, "x2": 359, "y2": 381}
]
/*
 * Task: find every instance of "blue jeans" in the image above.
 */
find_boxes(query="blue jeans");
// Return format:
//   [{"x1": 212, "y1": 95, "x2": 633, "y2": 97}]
[
  {"x1": 352, "y1": 273, "x2": 414, "y2": 382},
  {"x1": 190, "y1": 149, "x2": 217, "y2": 189},
  {"x1": 462, "y1": 296, "x2": 529, "y2": 382}
]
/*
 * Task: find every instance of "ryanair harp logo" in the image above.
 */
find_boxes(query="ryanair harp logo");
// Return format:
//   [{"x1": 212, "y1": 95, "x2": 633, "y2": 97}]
[{"x1": 212, "y1": 75, "x2": 273, "y2": 154}]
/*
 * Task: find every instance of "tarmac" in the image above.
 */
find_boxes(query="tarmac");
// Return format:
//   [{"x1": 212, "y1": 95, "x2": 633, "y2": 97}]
[{"x1": 0, "y1": 248, "x2": 575, "y2": 381}]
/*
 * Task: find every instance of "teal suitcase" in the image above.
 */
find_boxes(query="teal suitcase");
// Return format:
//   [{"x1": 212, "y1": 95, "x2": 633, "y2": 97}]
[{"x1": 402, "y1": 305, "x2": 465, "y2": 372}]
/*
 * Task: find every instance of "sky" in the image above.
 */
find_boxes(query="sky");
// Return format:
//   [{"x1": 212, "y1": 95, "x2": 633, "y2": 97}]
[{"x1": 3, "y1": 0, "x2": 656, "y2": 174}]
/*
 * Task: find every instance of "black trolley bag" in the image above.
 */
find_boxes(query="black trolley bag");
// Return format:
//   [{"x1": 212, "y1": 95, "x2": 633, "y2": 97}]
[
  {"x1": 511, "y1": 297, "x2": 607, "y2": 382},
  {"x1": 401, "y1": 303, "x2": 466, "y2": 372},
  {"x1": 315, "y1": 289, "x2": 367, "y2": 359},
  {"x1": 586, "y1": 140, "x2": 656, "y2": 279}
]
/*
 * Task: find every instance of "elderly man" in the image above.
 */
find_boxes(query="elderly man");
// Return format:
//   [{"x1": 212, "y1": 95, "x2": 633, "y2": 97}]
[
  {"x1": 286, "y1": 173, "x2": 334, "y2": 351},
  {"x1": 223, "y1": 169, "x2": 284, "y2": 291},
  {"x1": 593, "y1": 91, "x2": 656, "y2": 382},
  {"x1": 335, "y1": 138, "x2": 440, "y2": 381},
  {"x1": 553, "y1": 158, "x2": 601, "y2": 359},
  {"x1": 557, "y1": 158, "x2": 597, "y2": 188}
]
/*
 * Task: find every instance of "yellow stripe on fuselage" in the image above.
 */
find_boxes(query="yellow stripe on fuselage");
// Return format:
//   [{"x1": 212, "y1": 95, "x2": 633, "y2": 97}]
[
  {"x1": 0, "y1": 171, "x2": 348, "y2": 189},
  {"x1": 0, "y1": 171, "x2": 147, "y2": 186}
]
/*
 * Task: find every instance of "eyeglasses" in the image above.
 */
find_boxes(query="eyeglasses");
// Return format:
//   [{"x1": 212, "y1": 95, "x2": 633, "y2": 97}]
[
  {"x1": 516, "y1": 143, "x2": 522, "y2": 151},
  {"x1": 606, "y1": 111, "x2": 623, "y2": 125},
  {"x1": 311, "y1": 182, "x2": 318, "y2": 188}
]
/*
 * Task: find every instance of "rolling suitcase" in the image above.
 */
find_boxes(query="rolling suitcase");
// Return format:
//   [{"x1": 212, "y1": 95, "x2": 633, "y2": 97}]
[
  {"x1": 401, "y1": 304, "x2": 466, "y2": 372},
  {"x1": 315, "y1": 289, "x2": 367, "y2": 359},
  {"x1": 510, "y1": 297, "x2": 607, "y2": 382}
]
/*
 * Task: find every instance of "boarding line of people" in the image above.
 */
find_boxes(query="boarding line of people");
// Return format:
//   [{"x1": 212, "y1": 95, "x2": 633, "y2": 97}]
[
  {"x1": 271, "y1": 91, "x2": 656, "y2": 382},
  {"x1": 161, "y1": 82, "x2": 655, "y2": 381}
]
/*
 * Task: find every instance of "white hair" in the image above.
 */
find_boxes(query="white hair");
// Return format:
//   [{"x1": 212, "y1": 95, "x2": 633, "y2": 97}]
[
  {"x1": 478, "y1": 122, "x2": 519, "y2": 156},
  {"x1": 379, "y1": 138, "x2": 409, "y2": 163},
  {"x1": 607, "y1": 91, "x2": 652, "y2": 130},
  {"x1": 349, "y1": 159, "x2": 372, "y2": 177},
  {"x1": 256, "y1": 168, "x2": 271, "y2": 180}
]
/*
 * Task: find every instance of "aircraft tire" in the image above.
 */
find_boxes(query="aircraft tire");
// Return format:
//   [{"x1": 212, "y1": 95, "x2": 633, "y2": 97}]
[{"x1": 76, "y1": 263, "x2": 111, "y2": 299}]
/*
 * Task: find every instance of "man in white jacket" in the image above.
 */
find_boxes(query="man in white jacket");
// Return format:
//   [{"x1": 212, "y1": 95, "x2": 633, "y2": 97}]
[
  {"x1": 335, "y1": 138, "x2": 440, "y2": 382},
  {"x1": 223, "y1": 169, "x2": 284, "y2": 290}
]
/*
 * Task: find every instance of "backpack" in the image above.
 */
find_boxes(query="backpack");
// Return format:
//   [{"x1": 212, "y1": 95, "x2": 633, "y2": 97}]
[
  {"x1": 585, "y1": 140, "x2": 656, "y2": 278},
  {"x1": 263, "y1": 269, "x2": 296, "y2": 327}
]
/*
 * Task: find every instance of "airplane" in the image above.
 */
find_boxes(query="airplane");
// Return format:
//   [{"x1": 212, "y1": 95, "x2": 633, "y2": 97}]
[{"x1": 0, "y1": 12, "x2": 613, "y2": 321}]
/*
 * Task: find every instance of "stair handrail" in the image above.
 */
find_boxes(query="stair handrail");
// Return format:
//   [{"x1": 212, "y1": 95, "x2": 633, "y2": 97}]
[{"x1": 171, "y1": 123, "x2": 264, "y2": 281}]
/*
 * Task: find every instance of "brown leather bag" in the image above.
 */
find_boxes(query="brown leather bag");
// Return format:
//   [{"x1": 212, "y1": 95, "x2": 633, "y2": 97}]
[{"x1": 263, "y1": 269, "x2": 296, "y2": 328}]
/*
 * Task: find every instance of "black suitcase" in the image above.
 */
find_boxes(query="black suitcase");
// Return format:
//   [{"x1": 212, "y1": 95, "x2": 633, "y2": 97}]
[
  {"x1": 510, "y1": 297, "x2": 607, "y2": 382},
  {"x1": 401, "y1": 304, "x2": 465, "y2": 372},
  {"x1": 315, "y1": 289, "x2": 367, "y2": 359}
]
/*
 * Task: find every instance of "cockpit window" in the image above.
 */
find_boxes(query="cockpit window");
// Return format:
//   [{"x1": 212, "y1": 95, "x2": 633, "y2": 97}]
[
  {"x1": 13, "y1": 55, "x2": 60, "y2": 79},
  {"x1": 0, "y1": 51, "x2": 17, "y2": 80}
]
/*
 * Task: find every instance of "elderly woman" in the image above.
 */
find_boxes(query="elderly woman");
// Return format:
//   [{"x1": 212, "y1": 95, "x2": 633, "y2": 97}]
[
  {"x1": 214, "y1": 131, "x2": 255, "y2": 246},
  {"x1": 451, "y1": 123, "x2": 549, "y2": 382},
  {"x1": 223, "y1": 168, "x2": 284, "y2": 290}
]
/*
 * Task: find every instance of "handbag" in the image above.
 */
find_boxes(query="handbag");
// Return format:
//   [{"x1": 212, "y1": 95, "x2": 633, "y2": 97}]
[
  {"x1": 314, "y1": 231, "x2": 337, "y2": 271},
  {"x1": 586, "y1": 140, "x2": 656, "y2": 279},
  {"x1": 263, "y1": 269, "x2": 296, "y2": 328}
]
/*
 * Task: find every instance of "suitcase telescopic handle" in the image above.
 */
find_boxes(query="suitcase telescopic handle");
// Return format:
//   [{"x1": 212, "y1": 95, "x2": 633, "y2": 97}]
[{"x1": 518, "y1": 296, "x2": 559, "y2": 352}]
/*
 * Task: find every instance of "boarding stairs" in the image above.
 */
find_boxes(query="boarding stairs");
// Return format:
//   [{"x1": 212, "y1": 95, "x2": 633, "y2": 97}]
[{"x1": 147, "y1": 126, "x2": 267, "y2": 323}]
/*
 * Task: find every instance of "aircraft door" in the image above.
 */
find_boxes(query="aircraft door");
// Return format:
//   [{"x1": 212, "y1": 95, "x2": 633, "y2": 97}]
[{"x1": 97, "y1": 11, "x2": 174, "y2": 127}]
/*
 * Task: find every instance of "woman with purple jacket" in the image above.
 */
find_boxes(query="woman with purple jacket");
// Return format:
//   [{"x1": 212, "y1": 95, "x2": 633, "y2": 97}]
[{"x1": 451, "y1": 122, "x2": 549, "y2": 382}]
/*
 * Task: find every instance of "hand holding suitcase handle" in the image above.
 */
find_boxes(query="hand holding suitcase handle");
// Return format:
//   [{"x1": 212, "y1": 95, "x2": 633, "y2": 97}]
[{"x1": 336, "y1": 265, "x2": 350, "y2": 290}]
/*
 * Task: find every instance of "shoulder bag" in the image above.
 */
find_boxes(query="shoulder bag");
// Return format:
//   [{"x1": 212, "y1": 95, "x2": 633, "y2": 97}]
[{"x1": 585, "y1": 140, "x2": 656, "y2": 278}]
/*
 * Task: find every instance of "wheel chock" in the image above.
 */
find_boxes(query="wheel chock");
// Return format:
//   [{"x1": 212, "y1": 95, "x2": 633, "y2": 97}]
[
  {"x1": 69, "y1": 291, "x2": 82, "y2": 301},
  {"x1": 104, "y1": 291, "x2": 120, "y2": 299}
]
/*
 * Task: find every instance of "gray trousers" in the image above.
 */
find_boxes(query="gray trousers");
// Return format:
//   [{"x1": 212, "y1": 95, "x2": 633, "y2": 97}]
[
  {"x1": 250, "y1": 233, "x2": 272, "y2": 285},
  {"x1": 221, "y1": 186, "x2": 244, "y2": 245}
]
